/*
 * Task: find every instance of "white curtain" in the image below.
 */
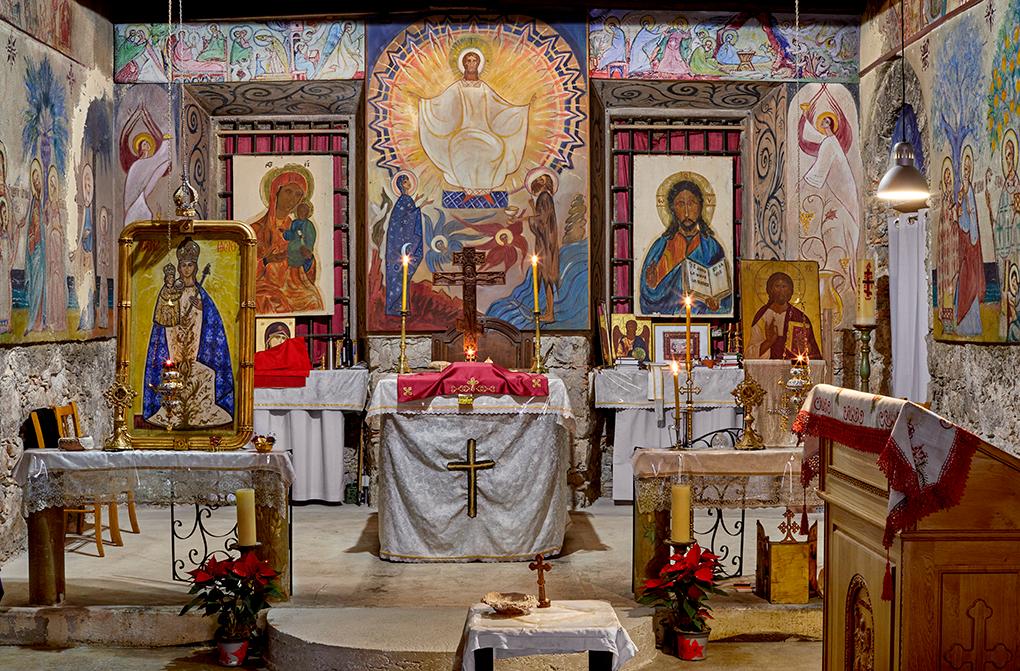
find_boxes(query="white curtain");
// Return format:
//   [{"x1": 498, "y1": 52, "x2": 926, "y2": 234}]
[{"x1": 888, "y1": 210, "x2": 930, "y2": 402}]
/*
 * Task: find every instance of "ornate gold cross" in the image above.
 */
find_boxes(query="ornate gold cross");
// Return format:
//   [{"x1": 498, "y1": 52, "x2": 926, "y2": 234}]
[
  {"x1": 446, "y1": 438, "x2": 495, "y2": 518},
  {"x1": 529, "y1": 553, "x2": 552, "y2": 608}
]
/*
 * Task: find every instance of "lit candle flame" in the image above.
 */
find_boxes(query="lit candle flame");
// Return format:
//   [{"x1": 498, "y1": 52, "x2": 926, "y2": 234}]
[
  {"x1": 531, "y1": 254, "x2": 539, "y2": 265},
  {"x1": 401, "y1": 254, "x2": 410, "y2": 266},
  {"x1": 669, "y1": 359, "x2": 680, "y2": 376},
  {"x1": 683, "y1": 294, "x2": 693, "y2": 307},
  {"x1": 795, "y1": 352, "x2": 807, "y2": 364}
]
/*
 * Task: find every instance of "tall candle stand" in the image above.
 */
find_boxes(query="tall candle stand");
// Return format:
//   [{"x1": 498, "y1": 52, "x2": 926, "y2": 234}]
[
  {"x1": 397, "y1": 309, "x2": 411, "y2": 374},
  {"x1": 530, "y1": 309, "x2": 547, "y2": 373},
  {"x1": 854, "y1": 324, "x2": 876, "y2": 392},
  {"x1": 676, "y1": 372, "x2": 701, "y2": 450}
]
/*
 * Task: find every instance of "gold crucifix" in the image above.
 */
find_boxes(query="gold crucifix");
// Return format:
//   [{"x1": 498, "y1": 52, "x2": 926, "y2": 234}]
[
  {"x1": 528, "y1": 553, "x2": 552, "y2": 608},
  {"x1": 446, "y1": 438, "x2": 495, "y2": 518}
]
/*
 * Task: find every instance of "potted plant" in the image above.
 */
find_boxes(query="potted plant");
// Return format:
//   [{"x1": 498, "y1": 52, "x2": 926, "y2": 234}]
[
  {"x1": 639, "y1": 542, "x2": 724, "y2": 661},
  {"x1": 180, "y1": 552, "x2": 282, "y2": 666}
]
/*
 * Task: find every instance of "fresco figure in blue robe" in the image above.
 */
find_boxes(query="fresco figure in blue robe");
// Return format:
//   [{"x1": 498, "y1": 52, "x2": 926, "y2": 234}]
[
  {"x1": 639, "y1": 179, "x2": 730, "y2": 315},
  {"x1": 23, "y1": 160, "x2": 46, "y2": 335},
  {"x1": 596, "y1": 18, "x2": 627, "y2": 71},
  {"x1": 628, "y1": 18, "x2": 660, "y2": 75},
  {"x1": 143, "y1": 237, "x2": 234, "y2": 429},
  {"x1": 384, "y1": 173, "x2": 424, "y2": 316}
]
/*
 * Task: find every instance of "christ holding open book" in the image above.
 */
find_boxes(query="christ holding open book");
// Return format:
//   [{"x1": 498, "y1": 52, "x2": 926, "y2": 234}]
[{"x1": 639, "y1": 178, "x2": 732, "y2": 315}]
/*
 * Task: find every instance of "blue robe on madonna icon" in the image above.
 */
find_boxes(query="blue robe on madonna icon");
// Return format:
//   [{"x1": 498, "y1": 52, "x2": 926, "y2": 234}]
[
  {"x1": 143, "y1": 285, "x2": 234, "y2": 425},
  {"x1": 639, "y1": 229, "x2": 730, "y2": 315},
  {"x1": 384, "y1": 182, "x2": 423, "y2": 316}
]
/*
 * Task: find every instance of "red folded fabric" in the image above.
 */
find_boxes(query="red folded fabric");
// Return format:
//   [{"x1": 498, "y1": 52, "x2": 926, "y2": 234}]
[
  {"x1": 254, "y1": 337, "x2": 311, "y2": 388},
  {"x1": 397, "y1": 361, "x2": 548, "y2": 402}
]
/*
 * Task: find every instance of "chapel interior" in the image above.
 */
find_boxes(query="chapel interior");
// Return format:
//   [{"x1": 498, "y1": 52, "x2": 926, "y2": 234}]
[{"x1": 0, "y1": 0, "x2": 1018, "y2": 669}]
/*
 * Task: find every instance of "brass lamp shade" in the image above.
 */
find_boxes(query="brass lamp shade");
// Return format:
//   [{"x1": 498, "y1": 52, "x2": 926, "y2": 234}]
[{"x1": 877, "y1": 141, "x2": 929, "y2": 205}]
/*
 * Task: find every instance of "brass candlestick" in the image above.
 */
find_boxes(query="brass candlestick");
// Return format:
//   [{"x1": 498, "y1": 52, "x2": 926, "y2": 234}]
[
  {"x1": 530, "y1": 310, "x2": 547, "y2": 373},
  {"x1": 397, "y1": 309, "x2": 411, "y2": 374},
  {"x1": 103, "y1": 376, "x2": 137, "y2": 451},
  {"x1": 732, "y1": 374, "x2": 766, "y2": 450},
  {"x1": 678, "y1": 372, "x2": 701, "y2": 450},
  {"x1": 854, "y1": 324, "x2": 876, "y2": 392}
]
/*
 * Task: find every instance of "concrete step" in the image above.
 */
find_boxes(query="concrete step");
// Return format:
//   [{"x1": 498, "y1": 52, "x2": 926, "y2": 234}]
[{"x1": 265, "y1": 606, "x2": 658, "y2": 671}]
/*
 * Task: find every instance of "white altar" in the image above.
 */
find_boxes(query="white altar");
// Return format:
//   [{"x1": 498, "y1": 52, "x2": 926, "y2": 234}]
[
  {"x1": 593, "y1": 366, "x2": 743, "y2": 502},
  {"x1": 254, "y1": 368, "x2": 370, "y2": 502},
  {"x1": 367, "y1": 375, "x2": 574, "y2": 562}
]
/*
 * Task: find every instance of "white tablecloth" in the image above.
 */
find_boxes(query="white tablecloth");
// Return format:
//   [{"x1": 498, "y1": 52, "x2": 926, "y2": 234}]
[
  {"x1": 369, "y1": 375, "x2": 573, "y2": 562},
  {"x1": 255, "y1": 368, "x2": 369, "y2": 502},
  {"x1": 593, "y1": 366, "x2": 744, "y2": 501},
  {"x1": 13, "y1": 448, "x2": 295, "y2": 514},
  {"x1": 460, "y1": 600, "x2": 637, "y2": 671}
]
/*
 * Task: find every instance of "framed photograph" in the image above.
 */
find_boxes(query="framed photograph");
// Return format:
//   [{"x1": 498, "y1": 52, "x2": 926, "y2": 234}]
[
  {"x1": 115, "y1": 219, "x2": 256, "y2": 450},
  {"x1": 652, "y1": 323, "x2": 711, "y2": 364},
  {"x1": 256, "y1": 317, "x2": 296, "y2": 353},
  {"x1": 611, "y1": 313, "x2": 652, "y2": 363},
  {"x1": 739, "y1": 259, "x2": 823, "y2": 360},
  {"x1": 232, "y1": 154, "x2": 334, "y2": 317},
  {"x1": 632, "y1": 155, "x2": 735, "y2": 319}
]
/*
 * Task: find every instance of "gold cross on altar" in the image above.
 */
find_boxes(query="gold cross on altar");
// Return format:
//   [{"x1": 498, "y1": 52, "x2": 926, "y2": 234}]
[
  {"x1": 528, "y1": 553, "x2": 552, "y2": 608},
  {"x1": 446, "y1": 438, "x2": 495, "y2": 518}
]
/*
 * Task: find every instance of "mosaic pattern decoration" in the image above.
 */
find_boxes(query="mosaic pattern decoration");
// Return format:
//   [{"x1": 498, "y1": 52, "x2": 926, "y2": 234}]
[
  {"x1": 589, "y1": 10, "x2": 859, "y2": 83},
  {"x1": 114, "y1": 20, "x2": 365, "y2": 83},
  {"x1": 365, "y1": 16, "x2": 589, "y2": 332}
]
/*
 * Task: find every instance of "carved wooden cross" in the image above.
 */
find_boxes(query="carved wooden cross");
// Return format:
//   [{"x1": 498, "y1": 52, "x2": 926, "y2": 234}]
[
  {"x1": 943, "y1": 599, "x2": 1014, "y2": 670},
  {"x1": 778, "y1": 507, "x2": 801, "y2": 543},
  {"x1": 433, "y1": 248, "x2": 505, "y2": 355},
  {"x1": 446, "y1": 438, "x2": 495, "y2": 519},
  {"x1": 529, "y1": 553, "x2": 552, "y2": 608}
]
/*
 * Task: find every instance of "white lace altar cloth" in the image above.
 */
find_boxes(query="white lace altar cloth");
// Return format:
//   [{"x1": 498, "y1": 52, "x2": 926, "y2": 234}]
[
  {"x1": 13, "y1": 449, "x2": 295, "y2": 515},
  {"x1": 631, "y1": 447, "x2": 815, "y2": 513},
  {"x1": 368, "y1": 374, "x2": 575, "y2": 432},
  {"x1": 255, "y1": 368, "x2": 370, "y2": 411},
  {"x1": 592, "y1": 366, "x2": 742, "y2": 409},
  {"x1": 369, "y1": 375, "x2": 573, "y2": 562},
  {"x1": 459, "y1": 600, "x2": 638, "y2": 671}
]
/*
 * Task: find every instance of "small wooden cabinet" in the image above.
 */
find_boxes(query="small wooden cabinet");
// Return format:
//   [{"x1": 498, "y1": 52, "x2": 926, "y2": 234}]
[{"x1": 820, "y1": 437, "x2": 1020, "y2": 670}]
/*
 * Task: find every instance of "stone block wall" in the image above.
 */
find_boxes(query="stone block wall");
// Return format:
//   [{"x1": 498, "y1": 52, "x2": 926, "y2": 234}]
[{"x1": 0, "y1": 340, "x2": 116, "y2": 562}]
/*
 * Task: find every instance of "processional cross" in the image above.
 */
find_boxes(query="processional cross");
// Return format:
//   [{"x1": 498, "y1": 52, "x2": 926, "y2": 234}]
[
  {"x1": 529, "y1": 553, "x2": 552, "y2": 608},
  {"x1": 446, "y1": 438, "x2": 495, "y2": 518},
  {"x1": 433, "y1": 248, "x2": 505, "y2": 355}
]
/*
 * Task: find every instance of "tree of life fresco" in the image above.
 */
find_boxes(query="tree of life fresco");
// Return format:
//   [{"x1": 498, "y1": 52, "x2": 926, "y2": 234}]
[{"x1": 366, "y1": 16, "x2": 589, "y2": 332}]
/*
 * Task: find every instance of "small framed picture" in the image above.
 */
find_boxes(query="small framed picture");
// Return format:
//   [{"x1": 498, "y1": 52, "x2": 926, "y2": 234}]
[
  {"x1": 611, "y1": 313, "x2": 652, "y2": 363},
  {"x1": 652, "y1": 323, "x2": 711, "y2": 364},
  {"x1": 256, "y1": 317, "x2": 296, "y2": 352}
]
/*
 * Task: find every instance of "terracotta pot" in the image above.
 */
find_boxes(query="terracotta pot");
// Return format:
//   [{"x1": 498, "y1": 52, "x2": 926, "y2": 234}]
[
  {"x1": 674, "y1": 628, "x2": 709, "y2": 661},
  {"x1": 217, "y1": 639, "x2": 249, "y2": 667}
]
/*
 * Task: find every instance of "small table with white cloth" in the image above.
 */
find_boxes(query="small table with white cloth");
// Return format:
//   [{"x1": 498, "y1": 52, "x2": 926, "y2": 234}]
[
  {"x1": 13, "y1": 448, "x2": 295, "y2": 605},
  {"x1": 254, "y1": 368, "x2": 370, "y2": 502},
  {"x1": 367, "y1": 374, "x2": 574, "y2": 562},
  {"x1": 593, "y1": 366, "x2": 744, "y2": 502},
  {"x1": 460, "y1": 600, "x2": 638, "y2": 671}
]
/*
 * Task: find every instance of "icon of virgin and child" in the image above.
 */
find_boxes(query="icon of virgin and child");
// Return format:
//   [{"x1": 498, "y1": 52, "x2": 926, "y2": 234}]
[
  {"x1": 142, "y1": 237, "x2": 234, "y2": 429},
  {"x1": 639, "y1": 172, "x2": 732, "y2": 316}
]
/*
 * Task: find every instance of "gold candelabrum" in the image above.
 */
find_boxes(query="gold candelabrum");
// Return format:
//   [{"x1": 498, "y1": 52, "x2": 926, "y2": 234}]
[
  {"x1": 675, "y1": 370, "x2": 702, "y2": 450},
  {"x1": 854, "y1": 323, "x2": 876, "y2": 392},
  {"x1": 530, "y1": 309, "x2": 547, "y2": 373},
  {"x1": 397, "y1": 309, "x2": 411, "y2": 374},
  {"x1": 732, "y1": 374, "x2": 766, "y2": 450},
  {"x1": 149, "y1": 359, "x2": 184, "y2": 431},
  {"x1": 774, "y1": 356, "x2": 815, "y2": 423},
  {"x1": 103, "y1": 374, "x2": 136, "y2": 451}
]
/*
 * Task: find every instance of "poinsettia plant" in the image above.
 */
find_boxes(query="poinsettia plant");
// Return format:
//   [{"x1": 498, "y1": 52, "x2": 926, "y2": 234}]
[
  {"x1": 179, "y1": 552, "x2": 282, "y2": 641},
  {"x1": 638, "y1": 542, "x2": 726, "y2": 634}
]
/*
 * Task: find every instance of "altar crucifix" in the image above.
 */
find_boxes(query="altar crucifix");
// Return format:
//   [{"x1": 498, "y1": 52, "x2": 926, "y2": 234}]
[
  {"x1": 433, "y1": 248, "x2": 505, "y2": 356},
  {"x1": 446, "y1": 438, "x2": 495, "y2": 518}
]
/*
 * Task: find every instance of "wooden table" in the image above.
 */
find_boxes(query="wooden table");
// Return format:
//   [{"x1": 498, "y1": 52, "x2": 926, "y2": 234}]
[{"x1": 13, "y1": 449, "x2": 294, "y2": 605}]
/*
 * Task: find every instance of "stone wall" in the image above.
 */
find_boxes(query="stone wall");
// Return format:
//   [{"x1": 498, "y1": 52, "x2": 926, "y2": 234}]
[{"x1": 0, "y1": 340, "x2": 116, "y2": 562}]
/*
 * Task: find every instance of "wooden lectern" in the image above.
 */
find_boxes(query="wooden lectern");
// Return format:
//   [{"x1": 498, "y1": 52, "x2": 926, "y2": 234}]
[{"x1": 819, "y1": 436, "x2": 1020, "y2": 670}]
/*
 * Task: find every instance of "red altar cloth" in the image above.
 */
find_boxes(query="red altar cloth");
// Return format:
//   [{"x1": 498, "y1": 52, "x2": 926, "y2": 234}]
[
  {"x1": 254, "y1": 337, "x2": 311, "y2": 388},
  {"x1": 397, "y1": 362, "x2": 548, "y2": 402}
]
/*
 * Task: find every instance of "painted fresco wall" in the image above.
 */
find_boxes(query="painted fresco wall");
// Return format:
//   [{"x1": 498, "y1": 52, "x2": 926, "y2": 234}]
[
  {"x1": 365, "y1": 16, "x2": 589, "y2": 333},
  {"x1": 114, "y1": 20, "x2": 366, "y2": 83},
  {"x1": 0, "y1": 4, "x2": 116, "y2": 561},
  {"x1": 589, "y1": 10, "x2": 859, "y2": 82},
  {"x1": 861, "y1": 0, "x2": 1020, "y2": 453}
]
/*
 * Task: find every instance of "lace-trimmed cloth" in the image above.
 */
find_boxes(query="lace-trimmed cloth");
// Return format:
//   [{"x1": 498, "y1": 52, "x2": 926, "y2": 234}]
[{"x1": 13, "y1": 449, "x2": 295, "y2": 515}]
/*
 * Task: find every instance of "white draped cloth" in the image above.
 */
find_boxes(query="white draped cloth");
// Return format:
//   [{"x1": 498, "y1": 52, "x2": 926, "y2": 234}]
[
  {"x1": 459, "y1": 600, "x2": 638, "y2": 671},
  {"x1": 369, "y1": 375, "x2": 573, "y2": 562},
  {"x1": 888, "y1": 210, "x2": 930, "y2": 402},
  {"x1": 255, "y1": 368, "x2": 369, "y2": 502}
]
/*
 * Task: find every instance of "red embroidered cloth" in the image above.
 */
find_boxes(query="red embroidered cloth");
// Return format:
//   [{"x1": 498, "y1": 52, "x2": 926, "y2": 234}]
[
  {"x1": 254, "y1": 337, "x2": 311, "y2": 388},
  {"x1": 794, "y1": 384, "x2": 982, "y2": 548},
  {"x1": 396, "y1": 362, "x2": 548, "y2": 402}
]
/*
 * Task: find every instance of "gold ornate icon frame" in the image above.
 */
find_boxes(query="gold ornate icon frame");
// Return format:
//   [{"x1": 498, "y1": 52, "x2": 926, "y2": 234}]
[{"x1": 110, "y1": 219, "x2": 257, "y2": 450}]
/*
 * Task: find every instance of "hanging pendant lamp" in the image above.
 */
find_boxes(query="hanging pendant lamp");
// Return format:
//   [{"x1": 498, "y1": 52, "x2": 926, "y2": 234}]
[{"x1": 877, "y1": 0, "x2": 929, "y2": 208}]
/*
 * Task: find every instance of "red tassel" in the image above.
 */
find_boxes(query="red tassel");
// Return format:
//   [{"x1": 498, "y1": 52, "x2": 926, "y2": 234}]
[{"x1": 881, "y1": 556, "x2": 894, "y2": 601}]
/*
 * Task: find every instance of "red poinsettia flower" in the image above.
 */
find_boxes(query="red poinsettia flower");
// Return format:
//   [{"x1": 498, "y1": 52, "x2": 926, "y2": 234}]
[
  {"x1": 694, "y1": 565, "x2": 714, "y2": 583},
  {"x1": 188, "y1": 567, "x2": 214, "y2": 584},
  {"x1": 206, "y1": 555, "x2": 231, "y2": 578},
  {"x1": 678, "y1": 638, "x2": 704, "y2": 660}
]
